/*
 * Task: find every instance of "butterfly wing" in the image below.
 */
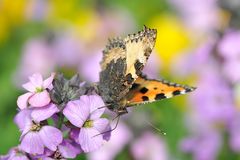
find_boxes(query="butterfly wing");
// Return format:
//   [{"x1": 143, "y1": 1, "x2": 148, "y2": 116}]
[
  {"x1": 124, "y1": 26, "x2": 157, "y2": 80},
  {"x1": 99, "y1": 26, "x2": 157, "y2": 104},
  {"x1": 99, "y1": 37, "x2": 128, "y2": 103},
  {"x1": 125, "y1": 76, "x2": 196, "y2": 106}
]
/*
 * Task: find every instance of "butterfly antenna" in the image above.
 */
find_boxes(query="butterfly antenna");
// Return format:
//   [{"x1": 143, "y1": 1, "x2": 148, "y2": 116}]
[
  {"x1": 145, "y1": 120, "x2": 166, "y2": 136},
  {"x1": 92, "y1": 114, "x2": 121, "y2": 138},
  {"x1": 91, "y1": 104, "x2": 111, "y2": 113},
  {"x1": 112, "y1": 113, "x2": 121, "y2": 121}
]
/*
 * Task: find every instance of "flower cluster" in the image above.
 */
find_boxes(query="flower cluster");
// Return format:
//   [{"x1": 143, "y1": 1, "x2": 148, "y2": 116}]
[
  {"x1": 175, "y1": 3, "x2": 240, "y2": 159},
  {"x1": 2, "y1": 73, "x2": 111, "y2": 159}
]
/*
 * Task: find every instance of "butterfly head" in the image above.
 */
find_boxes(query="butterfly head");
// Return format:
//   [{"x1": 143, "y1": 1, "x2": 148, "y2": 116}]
[{"x1": 106, "y1": 101, "x2": 129, "y2": 115}]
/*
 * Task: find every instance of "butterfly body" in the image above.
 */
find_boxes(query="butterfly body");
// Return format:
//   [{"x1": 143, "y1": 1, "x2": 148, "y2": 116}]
[{"x1": 98, "y1": 26, "x2": 196, "y2": 115}]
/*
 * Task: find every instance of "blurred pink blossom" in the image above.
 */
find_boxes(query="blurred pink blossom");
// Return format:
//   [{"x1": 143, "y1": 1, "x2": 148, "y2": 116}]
[
  {"x1": 79, "y1": 51, "x2": 102, "y2": 82},
  {"x1": 97, "y1": 10, "x2": 135, "y2": 40},
  {"x1": 16, "y1": 38, "x2": 56, "y2": 85},
  {"x1": 26, "y1": 0, "x2": 49, "y2": 21},
  {"x1": 180, "y1": 129, "x2": 222, "y2": 160},
  {"x1": 131, "y1": 132, "x2": 168, "y2": 160},
  {"x1": 218, "y1": 30, "x2": 240, "y2": 83},
  {"x1": 52, "y1": 33, "x2": 84, "y2": 67},
  {"x1": 170, "y1": 0, "x2": 220, "y2": 34},
  {"x1": 189, "y1": 68, "x2": 235, "y2": 124},
  {"x1": 171, "y1": 39, "x2": 215, "y2": 77},
  {"x1": 142, "y1": 52, "x2": 161, "y2": 79}
]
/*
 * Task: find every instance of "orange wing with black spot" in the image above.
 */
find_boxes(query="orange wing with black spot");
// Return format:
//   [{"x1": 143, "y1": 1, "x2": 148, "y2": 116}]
[{"x1": 125, "y1": 76, "x2": 196, "y2": 106}]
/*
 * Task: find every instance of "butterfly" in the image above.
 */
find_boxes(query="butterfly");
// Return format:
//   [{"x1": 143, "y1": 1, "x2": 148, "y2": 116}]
[{"x1": 98, "y1": 26, "x2": 196, "y2": 115}]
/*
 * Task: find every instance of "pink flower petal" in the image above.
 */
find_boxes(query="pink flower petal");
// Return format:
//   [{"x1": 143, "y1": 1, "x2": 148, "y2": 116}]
[
  {"x1": 42, "y1": 158, "x2": 54, "y2": 160},
  {"x1": 11, "y1": 155, "x2": 29, "y2": 160},
  {"x1": 218, "y1": 31, "x2": 240, "y2": 59},
  {"x1": 63, "y1": 100, "x2": 90, "y2": 127},
  {"x1": 31, "y1": 103, "x2": 59, "y2": 122},
  {"x1": 93, "y1": 118, "x2": 109, "y2": 133},
  {"x1": 28, "y1": 90, "x2": 50, "y2": 107},
  {"x1": 88, "y1": 95, "x2": 105, "y2": 120},
  {"x1": 17, "y1": 92, "x2": 34, "y2": 109},
  {"x1": 14, "y1": 109, "x2": 32, "y2": 131},
  {"x1": 69, "y1": 129, "x2": 80, "y2": 143},
  {"x1": 58, "y1": 140, "x2": 82, "y2": 159},
  {"x1": 21, "y1": 132, "x2": 44, "y2": 154},
  {"x1": 22, "y1": 82, "x2": 36, "y2": 92},
  {"x1": 29, "y1": 73, "x2": 43, "y2": 88},
  {"x1": 79, "y1": 128, "x2": 103, "y2": 152},
  {"x1": 43, "y1": 73, "x2": 55, "y2": 89},
  {"x1": 39, "y1": 126, "x2": 63, "y2": 151}
]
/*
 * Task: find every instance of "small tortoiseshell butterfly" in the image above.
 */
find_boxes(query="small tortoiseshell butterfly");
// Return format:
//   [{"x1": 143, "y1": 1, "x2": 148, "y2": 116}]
[{"x1": 98, "y1": 26, "x2": 196, "y2": 115}]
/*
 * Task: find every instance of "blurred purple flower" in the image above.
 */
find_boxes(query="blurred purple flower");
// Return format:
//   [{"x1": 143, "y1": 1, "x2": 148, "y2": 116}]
[
  {"x1": 79, "y1": 51, "x2": 102, "y2": 82},
  {"x1": 16, "y1": 39, "x2": 56, "y2": 85},
  {"x1": 218, "y1": 30, "x2": 240, "y2": 83},
  {"x1": 88, "y1": 122, "x2": 132, "y2": 160},
  {"x1": 221, "y1": 60, "x2": 240, "y2": 84},
  {"x1": 142, "y1": 52, "x2": 161, "y2": 79},
  {"x1": 97, "y1": 10, "x2": 135, "y2": 41},
  {"x1": 170, "y1": 0, "x2": 219, "y2": 34},
  {"x1": 14, "y1": 109, "x2": 63, "y2": 154},
  {"x1": 131, "y1": 132, "x2": 168, "y2": 160},
  {"x1": 17, "y1": 73, "x2": 55, "y2": 109},
  {"x1": 179, "y1": 55, "x2": 236, "y2": 159},
  {"x1": 0, "y1": 146, "x2": 29, "y2": 160},
  {"x1": 180, "y1": 129, "x2": 222, "y2": 160},
  {"x1": 218, "y1": 30, "x2": 240, "y2": 59},
  {"x1": 26, "y1": 0, "x2": 49, "y2": 21},
  {"x1": 172, "y1": 39, "x2": 214, "y2": 76},
  {"x1": 63, "y1": 95, "x2": 110, "y2": 152},
  {"x1": 189, "y1": 67, "x2": 235, "y2": 124},
  {"x1": 52, "y1": 33, "x2": 84, "y2": 67}
]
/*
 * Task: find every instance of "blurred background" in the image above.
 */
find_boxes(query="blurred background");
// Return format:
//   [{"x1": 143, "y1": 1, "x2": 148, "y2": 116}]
[{"x1": 1, "y1": 0, "x2": 240, "y2": 159}]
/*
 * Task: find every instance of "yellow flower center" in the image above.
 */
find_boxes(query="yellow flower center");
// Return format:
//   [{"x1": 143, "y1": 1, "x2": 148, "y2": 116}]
[
  {"x1": 30, "y1": 122, "x2": 41, "y2": 132},
  {"x1": 35, "y1": 87, "x2": 44, "y2": 93},
  {"x1": 83, "y1": 120, "x2": 93, "y2": 128}
]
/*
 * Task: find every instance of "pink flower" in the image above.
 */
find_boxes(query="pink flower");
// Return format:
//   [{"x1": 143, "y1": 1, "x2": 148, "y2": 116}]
[
  {"x1": 37, "y1": 140, "x2": 82, "y2": 159},
  {"x1": 14, "y1": 110, "x2": 63, "y2": 155},
  {"x1": 180, "y1": 130, "x2": 222, "y2": 160},
  {"x1": 63, "y1": 95, "x2": 111, "y2": 153},
  {"x1": 31, "y1": 103, "x2": 60, "y2": 122},
  {"x1": 218, "y1": 30, "x2": 240, "y2": 83},
  {"x1": 170, "y1": 0, "x2": 219, "y2": 34},
  {"x1": 15, "y1": 39, "x2": 56, "y2": 85},
  {"x1": 17, "y1": 73, "x2": 55, "y2": 109},
  {"x1": 130, "y1": 132, "x2": 169, "y2": 160},
  {"x1": 79, "y1": 51, "x2": 102, "y2": 82},
  {"x1": 218, "y1": 30, "x2": 240, "y2": 60},
  {"x1": 57, "y1": 140, "x2": 82, "y2": 159},
  {"x1": 0, "y1": 146, "x2": 29, "y2": 160}
]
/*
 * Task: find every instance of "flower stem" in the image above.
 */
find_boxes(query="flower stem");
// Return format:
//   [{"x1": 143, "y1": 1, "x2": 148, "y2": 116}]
[{"x1": 57, "y1": 113, "x2": 64, "y2": 129}]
